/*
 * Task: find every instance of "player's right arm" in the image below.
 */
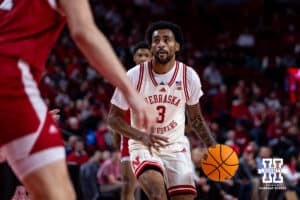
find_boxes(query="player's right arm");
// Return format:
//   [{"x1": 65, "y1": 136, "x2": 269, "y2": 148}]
[
  {"x1": 57, "y1": 0, "x2": 155, "y2": 130},
  {"x1": 107, "y1": 105, "x2": 168, "y2": 149}
]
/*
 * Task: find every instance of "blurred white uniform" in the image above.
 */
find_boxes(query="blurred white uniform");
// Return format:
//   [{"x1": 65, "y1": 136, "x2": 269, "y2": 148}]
[{"x1": 111, "y1": 60, "x2": 203, "y2": 196}]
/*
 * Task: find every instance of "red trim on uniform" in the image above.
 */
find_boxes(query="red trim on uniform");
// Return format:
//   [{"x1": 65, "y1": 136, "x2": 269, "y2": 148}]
[
  {"x1": 148, "y1": 61, "x2": 158, "y2": 87},
  {"x1": 168, "y1": 185, "x2": 197, "y2": 196},
  {"x1": 148, "y1": 61, "x2": 179, "y2": 87},
  {"x1": 120, "y1": 136, "x2": 130, "y2": 158},
  {"x1": 136, "y1": 63, "x2": 144, "y2": 92},
  {"x1": 135, "y1": 160, "x2": 163, "y2": 178},
  {"x1": 168, "y1": 188, "x2": 197, "y2": 196},
  {"x1": 183, "y1": 64, "x2": 189, "y2": 101},
  {"x1": 168, "y1": 61, "x2": 179, "y2": 87},
  {"x1": 168, "y1": 184, "x2": 196, "y2": 190}
]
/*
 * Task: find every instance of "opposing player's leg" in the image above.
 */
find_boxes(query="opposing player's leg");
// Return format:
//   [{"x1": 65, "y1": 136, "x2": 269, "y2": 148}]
[
  {"x1": 22, "y1": 159, "x2": 75, "y2": 200},
  {"x1": 0, "y1": 59, "x2": 75, "y2": 200},
  {"x1": 2, "y1": 109, "x2": 76, "y2": 200},
  {"x1": 121, "y1": 160, "x2": 137, "y2": 200},
  {"x1": 138, "y1": 169, "x2": 168, "y2": 200}
]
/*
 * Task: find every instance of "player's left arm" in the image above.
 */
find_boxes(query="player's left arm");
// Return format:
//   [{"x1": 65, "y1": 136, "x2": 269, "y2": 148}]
[
  {"x1": 186, "y1": 104, "x2": 216, "y2": 147},
  {"x1": 185, "y1": 66, "x2": 217, "y2": 147}
]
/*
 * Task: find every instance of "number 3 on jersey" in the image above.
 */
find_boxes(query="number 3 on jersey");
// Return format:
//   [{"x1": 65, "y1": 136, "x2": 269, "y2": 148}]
[
  {"x1": 156, "y1": 105, "x2": 166, "y2": 123},
  {"x1": 0, "y1": 0, "x2": 13, "y2": 11}
]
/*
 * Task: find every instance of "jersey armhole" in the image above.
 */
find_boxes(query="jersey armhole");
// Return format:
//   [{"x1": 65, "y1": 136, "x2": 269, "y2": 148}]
[
  {"x1": 183, "y1": 64, "x2": 190, "y2": 101},
  {"x1": 136, "y1": 63, "x2": 144, "y2": 92}
]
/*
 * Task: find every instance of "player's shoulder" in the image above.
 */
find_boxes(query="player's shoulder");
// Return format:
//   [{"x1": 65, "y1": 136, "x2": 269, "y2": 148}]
[
  {"x1": 127, "y1": 64, "x2": 140, "y2": 77},
  {"x1": 127, "y1": 61, "x2": 148, "y2": 76}
]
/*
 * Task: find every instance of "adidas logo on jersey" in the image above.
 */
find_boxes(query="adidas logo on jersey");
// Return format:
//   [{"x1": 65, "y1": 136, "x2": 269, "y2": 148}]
[{"x1": 159, "y1": 87, "x2": 167, "y2": 92}]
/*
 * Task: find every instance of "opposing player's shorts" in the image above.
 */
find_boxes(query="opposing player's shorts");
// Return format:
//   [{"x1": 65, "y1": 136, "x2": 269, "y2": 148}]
[
  {"x1": 0, "y1": 58, "x2": 65, "y2": 180},
  {"x1": 120, "y1": 136, "x2": 130, "y2": 162},
  {"x1": 129, "y1": 136, "x2": 197, "y2": 197}
]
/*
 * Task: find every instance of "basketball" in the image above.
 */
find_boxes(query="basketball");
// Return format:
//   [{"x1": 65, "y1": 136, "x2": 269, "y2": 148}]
[{"x1": 201, "y1": 144, "x2": 239, "y2": 182}]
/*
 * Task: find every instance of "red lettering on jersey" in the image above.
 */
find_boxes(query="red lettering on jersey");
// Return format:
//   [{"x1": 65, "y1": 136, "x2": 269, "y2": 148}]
[
  {"x1": 153, "y1": 120, "x2": 178, "y2": 134},
  {"x1": 146, "y1": 94, "x2": 181, "y2": 106},
  {"x1": 163, "y1": 95, "x2": 168, "y2": 103},
  {"x1": 171, "y1": 96, "x2": 177, "y2": 104},
  {"x1": 149, "y1": 96, "x2": 153, "y2": 104},
  {"x1": 153, "y1": 95, "x2": 158, "y2": 103},
  {"x1": 158, "y1": 94, "x2": 163, "y2": 103},
  {"x1": 167, "y1": 95, "x2": 172, "y2": 104}
]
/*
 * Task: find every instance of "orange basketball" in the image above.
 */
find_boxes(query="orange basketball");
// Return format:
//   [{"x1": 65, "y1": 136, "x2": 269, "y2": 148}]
[{"x1": 201, "y1": 144, "x2": 239, "y2": 182}]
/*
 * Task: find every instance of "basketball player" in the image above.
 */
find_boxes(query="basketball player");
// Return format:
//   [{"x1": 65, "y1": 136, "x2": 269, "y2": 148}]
[
  {"x1": 0, "y1": 1, "x2": 157, "y2": 199},
  {"x1": 116, "y1": 41, "x2": 152, "y2": 200},
  {"x1": 108, "y1": 21, "x2": 217, "y2": 200}
]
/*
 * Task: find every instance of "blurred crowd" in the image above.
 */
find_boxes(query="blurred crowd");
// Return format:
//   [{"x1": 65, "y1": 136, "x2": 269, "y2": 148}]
[{"x1": 33, "y1": 0, "x2": 300, "y2": 200}]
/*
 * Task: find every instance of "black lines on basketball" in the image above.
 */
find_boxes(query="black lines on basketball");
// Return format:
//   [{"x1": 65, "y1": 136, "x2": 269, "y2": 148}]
[{"x1": 200, "y1": 144, "x2": 239, "y2": 182}]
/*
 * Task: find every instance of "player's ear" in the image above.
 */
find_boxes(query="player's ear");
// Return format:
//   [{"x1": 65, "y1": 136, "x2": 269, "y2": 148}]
[{"x1": 175, "y1": 42, "x2": 180, "y2": 52}]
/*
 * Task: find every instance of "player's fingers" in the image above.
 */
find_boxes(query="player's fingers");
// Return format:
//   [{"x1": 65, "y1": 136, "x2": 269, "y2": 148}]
[
  {"x1": 49, "y1": 109, "x2": 60, "y2": 121},
  {"x1": 153, "y1": 140, "x2": 167, "y2": 148},
  {"x1": 49, "y1": 108, "x2": 60, "y2": 115},
  {"x1": 151, "y1": 143, "x2": 161, "y2": 152},
  {"x1": 151, "y1": 137, "x2": 168, "y2": 147},
  {"x1": 151, "y1": 134, "x2": 169, "y2": 146},
  {"x1": 152, "y1": 134, "x2": 169, "y2": 143}
]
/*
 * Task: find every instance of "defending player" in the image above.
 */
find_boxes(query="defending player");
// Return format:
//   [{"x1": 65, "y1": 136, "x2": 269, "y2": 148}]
[
  {"x1": 0, "y1": 1, "x2": 156, "y2": 199},
  {"x1": 108, "y1": 21, "x2": 216, "y2": 200}
]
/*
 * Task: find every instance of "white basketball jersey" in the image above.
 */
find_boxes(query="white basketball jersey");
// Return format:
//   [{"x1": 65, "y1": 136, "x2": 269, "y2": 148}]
[
  {"x1": 131, "y1": 61, "x2": 189, "y2": 144},
  {"x1": 111, "y1": 60, "x2": 203, "y2": 151}
]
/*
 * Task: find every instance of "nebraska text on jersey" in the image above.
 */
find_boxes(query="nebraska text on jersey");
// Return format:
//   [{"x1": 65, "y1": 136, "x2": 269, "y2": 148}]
[
  {"x1": 144, "y1": 94, "x2": 181, "y2": 106},
  {"x1": 154, "y1": 120, "x2": 178, "y2": 134}
]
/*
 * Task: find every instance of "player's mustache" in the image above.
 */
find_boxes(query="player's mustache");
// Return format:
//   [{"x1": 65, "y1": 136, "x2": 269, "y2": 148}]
[{"x1": 157, "y1": 49, "x2": 168, "y2": 54}]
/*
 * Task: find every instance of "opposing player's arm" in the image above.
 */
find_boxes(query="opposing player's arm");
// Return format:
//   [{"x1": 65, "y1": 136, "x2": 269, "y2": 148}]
[
  {"x1": 107, "y1": 105, "x2": 168, "y2": 148},
  {"x1": 58, "y1": 0, "x2": 132, "y2": 95},
  {"x1": 186, "y1": 103, "x2": 216, "y2": 147},
  {"x1": 58, "y1": 0, "x2": 155, "y2": 130}
]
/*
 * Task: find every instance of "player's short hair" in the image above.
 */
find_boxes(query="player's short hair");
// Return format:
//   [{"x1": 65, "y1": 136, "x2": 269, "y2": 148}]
[
  {"x1": 132, "y1": 41, "x2": 150, "y2": 55},
  {"x1": 145, "y1": 21, "x2": 184, "y2": 51}
]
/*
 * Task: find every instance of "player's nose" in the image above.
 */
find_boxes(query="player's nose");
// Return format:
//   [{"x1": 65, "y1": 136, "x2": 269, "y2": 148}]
[{"x1": 157, "y1": 40, "x2": 166, "y2": 48}]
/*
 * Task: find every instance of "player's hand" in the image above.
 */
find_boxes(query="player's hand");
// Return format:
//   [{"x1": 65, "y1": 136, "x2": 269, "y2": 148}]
[
  {"x1": 126, "y1": 93, "x2": 156, "y2": 131},
  {"x1": 141, "y1": 131, "x2": 169, "y2": 151},
  {"x1": 49, "y1": 109, "x2": 60, "y2": 122}
]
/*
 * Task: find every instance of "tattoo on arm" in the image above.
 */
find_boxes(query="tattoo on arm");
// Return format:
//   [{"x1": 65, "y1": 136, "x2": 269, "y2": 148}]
[{"x1": 187, "y1": 104, "x2": 216, "y2": 147}]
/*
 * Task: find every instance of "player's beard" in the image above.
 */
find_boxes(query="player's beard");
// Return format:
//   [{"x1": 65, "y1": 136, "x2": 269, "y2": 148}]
[{"x1": 154, "y1": 50, "x2": 173, "y2": 64}]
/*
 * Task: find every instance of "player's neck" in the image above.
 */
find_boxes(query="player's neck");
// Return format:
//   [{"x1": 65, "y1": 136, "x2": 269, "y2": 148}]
[{"x1": 152, "y1": 58, "x2": 176, "y2": 74}]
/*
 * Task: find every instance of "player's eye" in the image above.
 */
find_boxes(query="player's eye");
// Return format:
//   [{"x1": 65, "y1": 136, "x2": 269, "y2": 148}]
[{"x1": 154, "y1": 38, "x2": 160, "y2": 44}]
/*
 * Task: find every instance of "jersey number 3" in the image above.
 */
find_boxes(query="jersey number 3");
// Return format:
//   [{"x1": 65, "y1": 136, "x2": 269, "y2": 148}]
[
  {"x1": 156, "y1": 105, "x2": 166, "y2": 123},
  {"x1": 0, "y1": 0, "x2": 13, "y2": 11}
]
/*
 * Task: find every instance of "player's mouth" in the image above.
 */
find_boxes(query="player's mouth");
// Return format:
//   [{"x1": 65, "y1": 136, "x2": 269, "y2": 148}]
[{"x1": 157, "y1": 50, "x2": 168, "y2": 56}]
